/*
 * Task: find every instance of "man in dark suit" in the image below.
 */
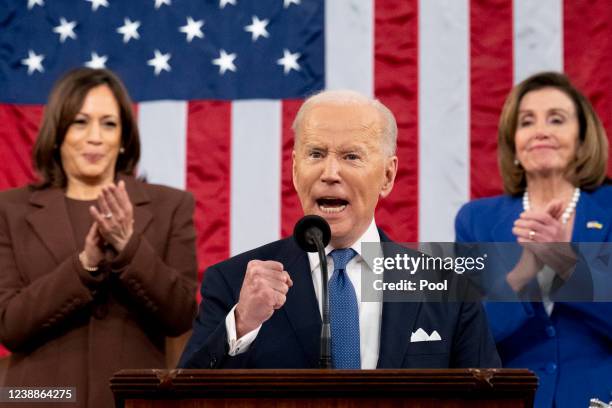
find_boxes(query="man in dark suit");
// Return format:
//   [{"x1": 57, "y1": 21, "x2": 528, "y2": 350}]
[{"x1": 179, "y1": 90, "x2": 500, "y2": 369}]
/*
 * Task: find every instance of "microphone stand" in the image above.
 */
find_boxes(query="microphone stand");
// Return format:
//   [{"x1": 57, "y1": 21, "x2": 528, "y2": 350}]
[{"x1": 306, "y1": 228, "x2": 332, "y2": 369}]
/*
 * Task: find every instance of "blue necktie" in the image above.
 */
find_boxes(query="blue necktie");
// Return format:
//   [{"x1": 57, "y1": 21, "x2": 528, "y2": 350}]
[{"x1": 329, "y1": 248, "x2": 360, "y2": 369}]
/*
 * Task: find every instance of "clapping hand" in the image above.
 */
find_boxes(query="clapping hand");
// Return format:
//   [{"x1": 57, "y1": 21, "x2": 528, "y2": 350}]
[
  {"x1": 512, "y1": 199, "x2": 576, "y2": 281},
  {"x1": 89, "y1": 180, "x2": 134, "y2": 253}
]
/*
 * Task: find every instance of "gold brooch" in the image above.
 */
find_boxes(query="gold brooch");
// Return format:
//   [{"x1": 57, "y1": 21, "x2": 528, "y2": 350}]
[{"x1": 587, "y1": 221, "x2": 603, "y2": 229}]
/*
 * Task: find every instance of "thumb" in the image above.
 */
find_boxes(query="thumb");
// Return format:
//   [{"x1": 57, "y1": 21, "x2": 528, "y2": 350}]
[{"x1": 545, "y1": 199, "x2": 564, "y2": 220}]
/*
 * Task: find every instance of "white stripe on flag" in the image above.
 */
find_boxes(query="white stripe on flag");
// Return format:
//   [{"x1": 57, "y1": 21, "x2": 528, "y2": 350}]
[
  {"x1": 418, "y1": 0, "x2": 470, "y2": 241},
  {"x1": 137, "y1": 101, "x2": 187, "y2": 189},
  {"x1": 325, "y1": 0, "x2": 374, "y2": 96},
  {"x1": 231, "y1": 100, "x2": 281, "y2": 255},
  {"x1": 513, "y1": 0, "x2": 563, "y2": 83}
]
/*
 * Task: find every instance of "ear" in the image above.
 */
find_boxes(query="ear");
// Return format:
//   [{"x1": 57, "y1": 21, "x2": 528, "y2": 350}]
[
  {"x1": 292, "y1": 150, "x2": 298, "y2": 192},
  {"x1": 380, "y1": 155, "x2": 398, "y2": 198}
]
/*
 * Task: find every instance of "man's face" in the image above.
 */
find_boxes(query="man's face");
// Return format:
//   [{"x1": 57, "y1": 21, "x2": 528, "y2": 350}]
[{"x1": 292, "y1": 102, "x2": 398, "y2": 248}]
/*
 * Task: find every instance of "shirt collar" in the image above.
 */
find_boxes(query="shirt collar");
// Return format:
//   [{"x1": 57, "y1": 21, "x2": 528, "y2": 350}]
[{"x1": 307, "y1": 218, "x2": 380, "y2": 272}]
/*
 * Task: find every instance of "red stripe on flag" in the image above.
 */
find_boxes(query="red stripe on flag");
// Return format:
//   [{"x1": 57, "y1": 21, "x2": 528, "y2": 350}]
[
  {"x1": 564, "y1": 0, "x2": 612, "y2": 176},
  {"x1": 469, "y1": 0, "x2": 513, "y2": 198},
  {"x1": 0, "y1": 104, "x2": 42, "y2": 357},
  {"x1": 374, "y1": 0, "x2": 419, "y2": 242},
  {"x1": 0, "y1": 104, "x2": 42, "y2": 190},
  {"x1": 280, "y1": 99, "x2": 304, "y2": 239},
  {"x1": 186, "y1": 101, "x2": 231, "y2": 279}
]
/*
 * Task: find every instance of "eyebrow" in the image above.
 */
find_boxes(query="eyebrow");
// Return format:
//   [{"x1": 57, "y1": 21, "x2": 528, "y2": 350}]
[
  {"x1": 75, "y1": 112, "x2": 119, "y2": 119},
  {"x1": 518, "y1": 107, "x2": 572, "y2": 115}
]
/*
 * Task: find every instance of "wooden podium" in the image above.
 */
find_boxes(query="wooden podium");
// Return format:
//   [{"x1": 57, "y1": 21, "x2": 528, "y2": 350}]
[{"x1": 111, "y1": 369, "x2": 537, "y2": 408}]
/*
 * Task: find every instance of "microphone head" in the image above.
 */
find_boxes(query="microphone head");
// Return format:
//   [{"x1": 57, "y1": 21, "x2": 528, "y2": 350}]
[{"x1": 293, "y1": 215, "x2": 331, "y2": 252}]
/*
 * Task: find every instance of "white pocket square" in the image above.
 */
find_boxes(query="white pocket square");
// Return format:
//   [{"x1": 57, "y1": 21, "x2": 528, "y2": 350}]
[{"x1": 410, "y1": 328, "x2": 442, "y2": 342}]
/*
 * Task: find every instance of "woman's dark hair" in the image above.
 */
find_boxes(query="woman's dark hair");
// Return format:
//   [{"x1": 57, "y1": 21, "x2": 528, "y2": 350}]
[
  {"x1": 32, "y1": 68, "x2": 140, "y2": 188},
  {"x1": 498, "y1": 71, "x2": 608, "y2": 195}
]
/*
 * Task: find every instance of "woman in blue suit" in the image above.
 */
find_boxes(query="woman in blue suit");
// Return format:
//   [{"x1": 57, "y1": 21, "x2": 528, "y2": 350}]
[{"x1": 455, "y1": 72, "x2": 612, "y2": 408}]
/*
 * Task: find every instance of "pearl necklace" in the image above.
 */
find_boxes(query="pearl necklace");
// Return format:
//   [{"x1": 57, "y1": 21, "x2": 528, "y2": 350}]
[{"x1": 522, "y1": 187, "x2": 580, "y2": 224}]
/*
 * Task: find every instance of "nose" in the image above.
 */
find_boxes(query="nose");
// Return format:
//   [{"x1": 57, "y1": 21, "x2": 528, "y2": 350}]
[
  {"x1": 534, "y1": 120, "x2": 552, "y2": 139},
  {"x1": 86, "y1": 122, "x2": 103, "y2": 145},
  {"x1": 320, "y1": 155, "x2": 341, "y2": 184}
]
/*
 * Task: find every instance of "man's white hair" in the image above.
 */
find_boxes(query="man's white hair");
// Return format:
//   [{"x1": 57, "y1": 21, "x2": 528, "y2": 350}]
[{"x1": 291, "y1": 89, "x2": 398, "y2": 156}]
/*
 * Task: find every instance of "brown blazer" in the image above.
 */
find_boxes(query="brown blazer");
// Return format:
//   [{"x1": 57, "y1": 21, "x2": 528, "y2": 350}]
[{"x1": 0, "y1": 176, "x2": 198, "y2": 408}]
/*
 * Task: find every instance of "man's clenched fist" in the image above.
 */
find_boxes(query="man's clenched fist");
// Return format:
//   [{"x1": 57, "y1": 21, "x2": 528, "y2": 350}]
[{"x1": 235, "y1": 260, "x2": 293, "y2": 337}]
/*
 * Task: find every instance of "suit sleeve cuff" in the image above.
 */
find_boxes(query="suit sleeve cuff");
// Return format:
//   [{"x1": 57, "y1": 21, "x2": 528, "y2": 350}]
[
  {"x1": 225, "y1": 304, "x2": 261, "y2": 356},
  {"x1": 110, "y1": 233, "x2": 141, "y2": 271},
  {"x1": 73, "y1": 253, "x2": 106, "y2": 289}
]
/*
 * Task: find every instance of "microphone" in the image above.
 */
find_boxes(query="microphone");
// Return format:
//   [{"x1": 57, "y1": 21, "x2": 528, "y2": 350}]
[{"x1": 293, "y1": 215, "x2": 332, "y2": 369}]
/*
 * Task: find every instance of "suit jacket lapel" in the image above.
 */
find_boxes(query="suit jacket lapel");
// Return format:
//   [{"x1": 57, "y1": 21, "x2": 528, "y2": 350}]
[
  {"x1": 120, "y1": 175, "x2": 153, "y2": 236},
  {"x1": 491, "y1": 197, "x2": 522, "y2": 242},
  {"x1": 26, "y1": 188, "x2": 77, "y2": 264},
  {"x1": 377, "y1": 230, "x2": 422, "y2": 368},
  {"x1": 279, "y1": 238, "x2": 322, "y2": 367}
]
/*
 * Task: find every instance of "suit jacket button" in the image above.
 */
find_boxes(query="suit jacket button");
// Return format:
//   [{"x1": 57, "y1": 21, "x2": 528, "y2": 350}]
[
  {"x1": 545, "y1": 362, "x2": 557, "y2": 374},
  {"x1": 209, "y1": 356, "x2": 217, "y2": 368},
  {"x1": 545, "y1": 326, "x2": 556, "y2": 338}
]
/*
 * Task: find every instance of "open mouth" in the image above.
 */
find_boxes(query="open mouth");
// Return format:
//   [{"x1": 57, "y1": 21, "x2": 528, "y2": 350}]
[{"x1": 316, "y1": 197, "x2": 348, "y2": 214}]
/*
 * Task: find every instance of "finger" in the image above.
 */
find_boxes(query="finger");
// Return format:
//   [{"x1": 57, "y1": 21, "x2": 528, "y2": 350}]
[
  {"x1": 85, "y1": 221, "x2": 98, "y2": 243},
  {"x1": 264, "y1": 279, "x2": 290, "y2": 295},
  {"x1": 104, "y1": 187, "x2": 125, "y2": 221},
  {"x1": 90, "y1": 205, "x2": 110, "y2": 231},
  {"x1": 514, "y1": 219, "x2": 547, "y2": 233},
  {"x1": 116, "y1": 180, "x2": 133, "y2": 213},
  {"x1": 512, "y1": 226, "x2": 532, "y2": 240},
  {"x1": 272, "y1": 292, "x2": 287, "y2": 309},
  {"x1": 520, "y1": 210, "x2": 557, "y2": 225},
  {"x1": 545, "y1": 199, "x2": 565, "y2": 220},
  {"x1": 247, "y1": 260, "x2": 284, "y2": 274},
  {"x1": 97, "y1": 188, "x2": 113, "y2": 219},
  {"x1": 514, "y1": 219, "x2": 537, "y2": 229},
  {"x1": 514, "y1": 224, "x2": 558, "y2": 243},
  {"x1": 255, "y1": 260, "x2": 284, "y2": 271},
  {"x1": 514, "y1": 219, "x2": 557, "y2": 239},
  {"x1": 284, "y1": 272, "x2": 293, "y2": 287},
  {"x1": 249, "y1": 268, "x2": 291, "y2": 284}
]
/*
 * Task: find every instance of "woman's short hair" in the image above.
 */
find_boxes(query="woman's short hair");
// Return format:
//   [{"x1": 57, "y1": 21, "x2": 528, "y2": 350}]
[
  {"x1": 32, "y1": 68, "x2": 140, "y2": 188},
  {"x1": 498, "y1": 71, "x2": 608, "y2": 195}
]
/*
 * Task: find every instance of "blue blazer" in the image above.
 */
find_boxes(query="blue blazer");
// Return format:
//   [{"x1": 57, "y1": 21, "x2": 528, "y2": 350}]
[
  {"x1": 455, "y1": 186, "x2": 612, "y2": 408},
  {"x1": 179, "y1": 230, "x2": 500, "y2": 369}
]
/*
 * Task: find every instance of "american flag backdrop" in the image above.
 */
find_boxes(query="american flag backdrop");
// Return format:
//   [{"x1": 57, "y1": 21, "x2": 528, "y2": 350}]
[{"x1": 1, "y1": 0, "x2": 612, "y2": 284}]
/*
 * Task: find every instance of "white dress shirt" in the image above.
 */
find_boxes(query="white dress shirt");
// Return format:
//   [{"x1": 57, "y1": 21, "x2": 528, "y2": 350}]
[{"x1": 225, "y1": 218, "x2": 383, "y2": 368}]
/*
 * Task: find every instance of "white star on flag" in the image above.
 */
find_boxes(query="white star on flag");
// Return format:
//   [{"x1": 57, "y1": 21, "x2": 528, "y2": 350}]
[
  {"x1": 53, "y1": 17, "x2": 77, "y2": 43},
  {"x1": 147, "y1": 50, "x2": 171, "y2": 75},
  {"x1": 27, "y1": 0, "x2": 44, "y2": 10},
  {"x1": 219, "y1": 0, "x2": 236, "y2": 9},
  {"x1": 117, "y1": 18, "x2": 141, "y2": 43},
  {"x1": 244, "y1": 16, "x2": 269, "y2": 42},
  {"x1": 212, "y1": 49, "x2": 237, "y2": 75},
  {"x1": 85, "y1": 0, "x2": 109, "y2": 12},
  {"x1": 21, "y1": 50, "x2": 45, "y2": 75},
  {"x1": 154, "y1": 0, "x2": 171, "y2": 9},
  {"x1": 284, "y1": 0, "x2": 300, "y2": 8},
  {"x1": 179, "y1": 17, "x2": 205, "y2": 42},
  {"x1": 85, "y1": 52, "x2": 108, "y2": 69},
  {"x1": 277, "y1": 49, "x2": 300, "y2": 74}
]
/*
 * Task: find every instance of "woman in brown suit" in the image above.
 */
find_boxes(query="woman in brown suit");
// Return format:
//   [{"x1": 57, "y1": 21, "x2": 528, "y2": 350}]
[{"x1": 0, "y1": 68, "x2": 198, "y2": 407}]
